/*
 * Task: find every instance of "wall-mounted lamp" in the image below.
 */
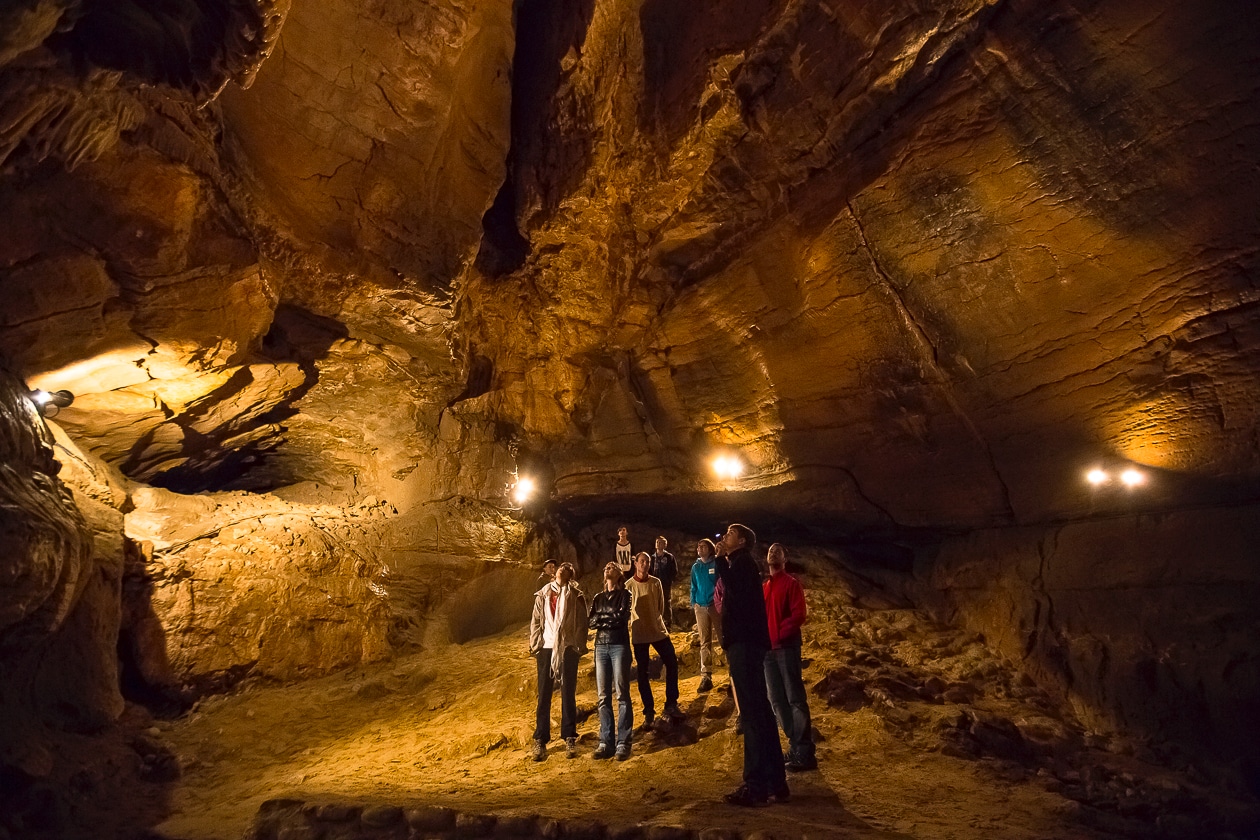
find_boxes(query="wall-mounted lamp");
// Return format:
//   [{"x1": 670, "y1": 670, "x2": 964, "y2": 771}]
[
  {"x1": 712, "y1": 453, "x2": 744, "y2": 479},
  {"x1": 1119, "y1": 468, "x2": 1145, "y2": 488},
  {"x1": 30, "y1": 389, "x2": 74, "y2": 418},
  {"x1": 1084, "y1": 465, "x2": 1146, "y2": 489},
  {"x1": 511, "y1": 476, "x2": 536, "y2": 506}
]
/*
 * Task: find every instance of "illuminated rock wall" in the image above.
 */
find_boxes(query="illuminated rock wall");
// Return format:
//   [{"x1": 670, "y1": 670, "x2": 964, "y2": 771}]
[
  {"x1": 920, "y1": 506, "x2": 1260, "y2": 766},
  {"x1": 0, "y1": 368, "x2": 120, "y2": 773}
]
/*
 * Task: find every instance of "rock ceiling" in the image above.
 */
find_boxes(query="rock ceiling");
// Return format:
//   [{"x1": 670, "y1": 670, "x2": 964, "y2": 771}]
[{"x1": 4, "y1": 0, "x2": 1258, "y2": 537}]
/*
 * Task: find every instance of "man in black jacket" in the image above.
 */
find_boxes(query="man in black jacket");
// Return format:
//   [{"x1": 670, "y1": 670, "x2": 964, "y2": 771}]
[
  {"x1": 651, "y1": 536, "x2": 677, "y2": 628},
  {"x1": 588, "y1": 562, "x2": 634, "y2": 760},
  {"x1": 715, "y1": 523, "x2": 788, "y2": 806}
]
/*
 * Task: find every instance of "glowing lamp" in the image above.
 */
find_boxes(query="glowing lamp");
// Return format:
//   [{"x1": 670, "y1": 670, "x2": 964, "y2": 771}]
[
  {"x1": 511, "y1": 477, "x2": 535, "y2": 506},
  {"x1": 29, "y1": 389, "x2": 74, "y2": 418},
  {"x1": 1119, "y1": 468, "x2": 1145, "y2": 488},
  {"x1": 712, "y1": 454, "x2": 744, "y2": 479},
  {"x1": 1085, "y1": 468, "x2": 1109, "y2": 486}
]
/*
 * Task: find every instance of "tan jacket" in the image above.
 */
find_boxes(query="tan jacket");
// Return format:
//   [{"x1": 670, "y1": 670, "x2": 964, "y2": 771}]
[
  {"x1": 626, "y1": 575, "x2": 667, "y2": 645},
  {"x1": 529, "y1": 582, "x2": 589, "y2": 655}
]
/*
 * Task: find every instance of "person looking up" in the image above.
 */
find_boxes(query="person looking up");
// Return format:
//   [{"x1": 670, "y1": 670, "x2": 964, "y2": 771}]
[
  {"x1": 652, "y1": 536, "x2": 678, "y2": 628},
  {"x1": 715, "y1": 524, "x2": 787, "y2": 807},
  {"x1": 690, "y1": 538, "x2": 719, "y2": 693},
  {"x1": 626, "y1": 552, "x2": 682, "y2": 728},
  {"x1": 529, "y1": 562, "x2": 588, "y2": 760},
  {"x1": 763, "y1": 543, "x2": 816, "y2": 772},
  {"x1": 588, "y1": 562, "x2": 634, "y2": 760}
]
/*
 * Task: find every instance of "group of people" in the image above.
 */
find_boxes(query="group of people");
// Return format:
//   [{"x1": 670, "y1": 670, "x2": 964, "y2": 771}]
[{"x1": 528, "y1": 523, "x2": 816, "y2": 807}]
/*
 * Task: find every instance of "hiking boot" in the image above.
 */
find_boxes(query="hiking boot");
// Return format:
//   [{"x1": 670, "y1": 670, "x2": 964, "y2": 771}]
[
  {"x1": 565, "y1": 737, "x2": 578, "y2": 759},
  {"x1": 663, "y1": 702, "x2": 684, "y2": 720},
  {"x1": 723, "y1": 784, "x2": 768, "y2": 807},
  {"x1": 641, "y1": 711, "x2": 655, "y2": 730},
  {"x1": 615, "y1": 743, "x2": 631, "y2": 761},
  {"x1": 530, "y1": 740, "x2": 546, "y2": 762},
  {"x1": 697, "y1": 675, "x2": 713, "y2": 693},
  {"x1": 593, "y1": 743, "x2": 614, "y2": 760},
  {"x1": 769, "y1": 783, "x2": 791, "y2": 804},
  {"x1": 786, "y1": 754, "x2": 817, "y2": 772}
]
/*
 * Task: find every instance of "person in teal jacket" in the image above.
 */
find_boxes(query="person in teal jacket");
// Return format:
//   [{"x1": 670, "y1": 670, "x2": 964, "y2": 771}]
[{"x1": 690, "y1": 538, "x2": 719, "y2": 693}]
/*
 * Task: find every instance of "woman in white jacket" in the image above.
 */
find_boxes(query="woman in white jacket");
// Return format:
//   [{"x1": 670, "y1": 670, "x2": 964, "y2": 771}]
[{"x1": 529, "y1": 562, "x2": 589, "y2": 760}]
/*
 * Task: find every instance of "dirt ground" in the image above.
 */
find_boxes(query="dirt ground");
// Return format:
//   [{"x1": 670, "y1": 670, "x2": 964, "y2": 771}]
[{"x1": 138, "y1": 558, "x2": 1251, "y2": 840}]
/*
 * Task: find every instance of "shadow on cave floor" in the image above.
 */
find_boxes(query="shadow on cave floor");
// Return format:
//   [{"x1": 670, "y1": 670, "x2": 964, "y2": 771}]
[{"x1": 145, "y1": 554, "x2": 1257, "y2": 840}]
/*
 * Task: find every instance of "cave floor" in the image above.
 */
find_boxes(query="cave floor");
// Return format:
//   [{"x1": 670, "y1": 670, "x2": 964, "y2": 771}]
[{"x1": 146, "y1": 565, "x2": 1242, "y2": 840}]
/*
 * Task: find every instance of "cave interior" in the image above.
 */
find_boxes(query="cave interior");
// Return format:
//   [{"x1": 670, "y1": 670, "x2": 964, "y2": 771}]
[{"x1": 1, "y1": 0, "x2": 1259, "y2": 838}]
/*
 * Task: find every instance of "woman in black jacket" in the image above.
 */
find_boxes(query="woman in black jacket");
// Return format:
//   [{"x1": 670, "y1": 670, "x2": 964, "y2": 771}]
[{"x1": 589, "y1": 562, "x2": 634, "y2": 759}]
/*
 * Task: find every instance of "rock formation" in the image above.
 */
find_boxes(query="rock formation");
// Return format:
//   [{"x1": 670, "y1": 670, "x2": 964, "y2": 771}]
[{"x1": 0, "y1": 0, "x2": 1258, "y2": 829}]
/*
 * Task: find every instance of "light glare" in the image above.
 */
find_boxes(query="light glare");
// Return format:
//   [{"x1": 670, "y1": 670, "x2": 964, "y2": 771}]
[
  {"x1": 712, "y1": 454, "x2": 744, "y2": 479},
  {"x1": 1086, "y1": 468, "x2": 1109, "y2": 486},
  {"x1": 1120, "y1": 468, "x2": 1145, "y2": 487},
  {"x1": 512, "y1": 477, "x2": 535, "y2": 505}
]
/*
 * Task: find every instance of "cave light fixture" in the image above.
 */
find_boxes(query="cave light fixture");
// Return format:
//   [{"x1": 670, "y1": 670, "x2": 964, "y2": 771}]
[
  {"x1": 1084, "y1": 464, "x2": 1146, "y2": 489},
  {"x1": 29, "y1": 389, "x2": 75, "y2": 418},
  {"x1": 511, "y1": 476, "x2": 536, "y2": 506},
  {"x1": 711, "y1": 452, "x2": 745, "y2": 480}
]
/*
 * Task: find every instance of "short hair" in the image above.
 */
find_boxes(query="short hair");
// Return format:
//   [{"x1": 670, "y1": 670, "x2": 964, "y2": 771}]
[
  {"x1": 559, "y1": 562, "x2": 576, "y2": 574},
  {"x1": 727, "y1": 523, "x2": 756, "y2": 548},
  {"x1": 543, "y1": 559, "x2": 558, "y2": 568},
  {"x1": 698, "y1": 538, "x2": 716, "y2": 554},
  {"x1": 656, "y1": 535, "x2": 668, "y2": 545},
  {"x1": 634, "y1": 552, "x2": 651, "y2": 564}
]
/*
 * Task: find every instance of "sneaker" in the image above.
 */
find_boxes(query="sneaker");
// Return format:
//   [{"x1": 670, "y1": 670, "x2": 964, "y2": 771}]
[
  {"x1": 565, "y1": 737, "x2": 578, "y2": 759},
  {"x1": 723, "y1": 784, "x2": 769, "y2": 807},
  {"x1": 593, "y1": 743, "x2": 614, "y2": 760},
  {"x1": 698, "y1": 675, "x2": 713, "y2": 693},
  {"x1": 769, "y1": 783, "x2": 791, "y2": 804},
  {"x1": 615, "y1": 743, "x2": 631, "y2": 761},
  {"x1": 530, "y1": 740, "x2": 546, "y2": 762},
  {"x1": 663, "y1": 702, "x2": 684, "y2": 720}
]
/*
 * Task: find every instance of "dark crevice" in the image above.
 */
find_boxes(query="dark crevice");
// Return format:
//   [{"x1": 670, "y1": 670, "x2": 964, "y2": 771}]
[{"x1": 473, "y1": 0, "x2": 596, "y2": 277}]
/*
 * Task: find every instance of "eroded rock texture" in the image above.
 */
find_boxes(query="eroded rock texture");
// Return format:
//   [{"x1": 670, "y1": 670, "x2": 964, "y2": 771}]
[
  {"x1": 0, "y1": 368, "x2": 119, "y2": 773},
  {"x1": 0, "y1": 0, "x2": 1258, "y2": 805}
]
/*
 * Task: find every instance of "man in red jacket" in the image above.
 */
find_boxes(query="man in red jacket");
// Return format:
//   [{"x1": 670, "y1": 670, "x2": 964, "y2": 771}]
[{"x1": 763, "y1": 543, "x2": 816, "y2": 771}]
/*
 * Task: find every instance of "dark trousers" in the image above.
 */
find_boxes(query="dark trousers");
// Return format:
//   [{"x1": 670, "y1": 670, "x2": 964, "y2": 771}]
[
  {"x1": 727, "y1": 642, "x2": 786, "y2": 795},
  {"x1": 534, "y1": 648, "x2": 579, "y2": 743},
  {"x1": 765, "y1": 644, "x2": 814, "y2": 761},
  {"x1": 632, "y1": 637, "x2": 679, "y2": 718},
  {"x1": 660, "y1": 580, "x2": 674, "y2": 627}
]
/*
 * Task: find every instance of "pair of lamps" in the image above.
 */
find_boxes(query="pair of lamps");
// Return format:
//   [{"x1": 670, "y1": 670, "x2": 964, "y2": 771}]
[{"x1": 1085, "y1": 466, "x2": 1145, "y2": 488}]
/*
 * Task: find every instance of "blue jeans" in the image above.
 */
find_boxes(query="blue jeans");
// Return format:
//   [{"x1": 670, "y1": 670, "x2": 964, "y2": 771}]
[
  {"x1": 594, "y1": 643, "x2": 633, "y2": 746},
  {"x1": 765, "y1": 645, "x2": 814, "y2": 762}
]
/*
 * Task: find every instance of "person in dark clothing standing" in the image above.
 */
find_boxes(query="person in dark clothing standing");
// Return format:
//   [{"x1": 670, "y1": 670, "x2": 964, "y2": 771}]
[
  {"x1": 715, "y1": 523, "x2": 788, "y2": 807},
  {"x1": 652, "y1": 536, "x2": 678, "y2": 628},
  {"x1": 588, "y1": 562, "x2": 634, "y2": 760}
]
